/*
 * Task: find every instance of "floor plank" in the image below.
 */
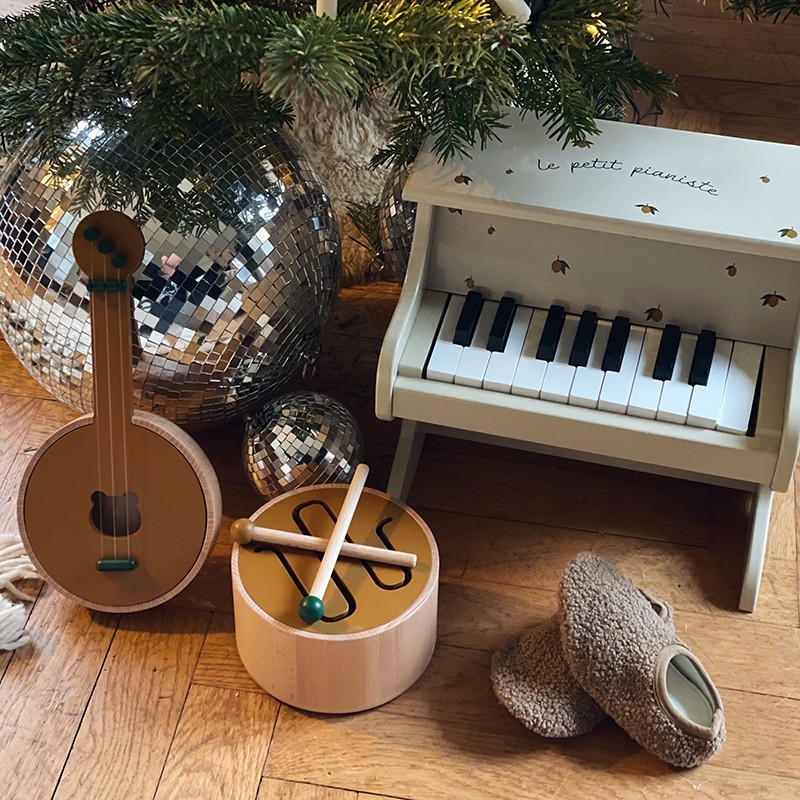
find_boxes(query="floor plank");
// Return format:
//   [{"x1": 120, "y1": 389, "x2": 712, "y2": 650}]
[
  {"x1": 267, "y1": 700, "x2": 800, "y2": 800},
  {"x1": 154, "y1": 684, "x2": 278, "y2": 800},
  {"x1": 52, "y1": 606, "x2": 210, "y2": 800},
  {"x1": 408, "y1": 442, "x2": 716, "y2": 547},
  {"x1": 192, "y1": 612, "x2": 263, "y2": 694},
  {"x1": 0, "y1": 587, "x2": 118, "y2": 800},
  {"x1": 258, "y1": 778, "x2": 357, "y2": 800}
]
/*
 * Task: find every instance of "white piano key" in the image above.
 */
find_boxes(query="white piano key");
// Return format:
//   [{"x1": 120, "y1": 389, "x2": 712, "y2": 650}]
[
  {"x1": 399, "y1": 291, "x2": 449, "y2": 378},
  {"x1": 425, "y1": 294, "x2": 465, "y2": 383},
  {"x1": 656, "y1": 333, "x2": 697, "y2": 424},
  {"x1": 569, "y1": 319, "x2": 611, "y2": 409},
  {"x1": 687, "y1": 338, "x2": 733, "y2": 429},
  {"x1": 716, "y1": 341, "x2": 764, "y2": 434},
  {"x1": 540, "y1": 315, "x2": 580, "y2": 403},
  {"x1": 511, "y1": 308, "x2": 549, "y2": 398},
  {"x1": 628, "y1": 327, "x2": 665, "y2": 419},
  {"x1": 755, "y1": 346, "x2": 789, "y2": 439},
  {"x1": 483, "y1": 306, "x2": 533, "y2": 393},
  {"x1": 455, "y1": 300, "x2": 498, "y2": 387},
  {"x1": 598, "y1": 325, "x2": 645, "y2": 413}
]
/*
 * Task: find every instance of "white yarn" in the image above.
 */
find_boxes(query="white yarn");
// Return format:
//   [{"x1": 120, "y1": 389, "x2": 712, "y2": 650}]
[{"x1": 0, "y1": 532, "x2": 38, "y2": 651}]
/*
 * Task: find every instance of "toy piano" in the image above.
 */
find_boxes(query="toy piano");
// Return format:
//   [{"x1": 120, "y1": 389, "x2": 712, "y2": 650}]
[{"x1": 376, "y1": 108, "x2": 800, "y2": 612}]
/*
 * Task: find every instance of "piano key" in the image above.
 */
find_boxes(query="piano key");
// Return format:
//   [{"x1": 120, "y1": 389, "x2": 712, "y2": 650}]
[
  {"x1": 598, "y1": 325, "x2": 645, "y2": 413},
  {"x1": 716, "y1": 341, "x2": 764, "y2": 434},
  {"x1": 569, "y1": 310, "x2": 598, "y2": 368},
  {"x1": 425, "y1": 294, "x2": 465, "y2": 383},
  {"x1": 755, "y1": 346, "x2": 790, "y2": 439},
  {"x1": 652, "y1": 324, "x2": 682, "y2": 381},
  {"x1": 687, "y1": 338, "x2": 733, "y2": 429},
  {"x1": 399, "y1": 290, "x2": 449, "y2": 379},
  {"x1": 511, "y1": 308, "x2": 549, "y2": 398},
  {"x1": 484, "y1": 306, "x2": 533, "y2": 393},
  {"x1": 689, "y1": 329, "x2": 716, "y2": 387},
  {"x1": 627, "y1": 327, "x2": 664, "y2": 419},
  {"x1": 454, "y1": 300, "x2": 498, "y2": 387},
  {"x1": 540, "y1": 315, "x2": 580, "y2": 403},
  {"x1": 602, "y1": 316, "x2": 631, "y2": 372},
  {"x1": 487, "y1": 296, "x2": 517, "y2": 352},
  {"x1": 535, "y1": 305, "x2": 566, "y2": 362},
  {"x1": 453, "y1": 290, "x2": 484, "y2": 346},
  {"x1": 656, "y1": 333, "x2": 697, "y2": 424},
  {"x1": 569, "y1": 319, "x2": 611, "y2": 409}
]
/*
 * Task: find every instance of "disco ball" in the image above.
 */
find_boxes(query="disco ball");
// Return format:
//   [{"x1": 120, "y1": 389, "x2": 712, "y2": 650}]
[
  {"x1": 244, "y1": 391, "x2": 364, "y2": 499},
  {"x1": 378, "y1": 163, "x2": 417, "y2": 284},
  {"x1": 0, "y1": 122, "x2": 340, "y2": 430}
]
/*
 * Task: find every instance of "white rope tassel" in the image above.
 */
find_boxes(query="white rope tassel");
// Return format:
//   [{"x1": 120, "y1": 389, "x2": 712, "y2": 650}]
[{"x1": 0, "y1": 532, "x2": 39, "y2": 651}]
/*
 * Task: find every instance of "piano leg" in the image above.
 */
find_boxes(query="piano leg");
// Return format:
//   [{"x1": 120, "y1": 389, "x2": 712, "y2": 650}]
[
  {"x1": 387, "y1": 419, "x2": 427, "y2": 503},
  {"x1": 739, "y1": 484, "x2": 774, "y2": 612}
]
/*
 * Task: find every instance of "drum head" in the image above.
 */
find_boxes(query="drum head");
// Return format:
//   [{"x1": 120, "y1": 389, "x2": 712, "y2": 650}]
[{"x1": 236, "y1": 486, "x2": 436, "y2": 634}]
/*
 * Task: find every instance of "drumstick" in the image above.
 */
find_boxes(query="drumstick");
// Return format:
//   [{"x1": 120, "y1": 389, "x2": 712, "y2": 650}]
[
  {"x1": 230, "y1": 518, "x2": 417, "y2": 568},
  {"x1": 298, "y1": 463, "x2": 369, "y2": 623}
]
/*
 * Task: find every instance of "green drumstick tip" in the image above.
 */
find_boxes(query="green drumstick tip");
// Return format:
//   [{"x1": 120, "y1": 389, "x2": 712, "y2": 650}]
[{"x1": 298, "y1": 595, "x2": 324, "y2": 624}]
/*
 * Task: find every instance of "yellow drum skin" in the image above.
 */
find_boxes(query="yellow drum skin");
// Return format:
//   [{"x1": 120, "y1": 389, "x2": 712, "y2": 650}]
[{"x1": 231, "y1": 484, "x2": 439, "y2": 713}]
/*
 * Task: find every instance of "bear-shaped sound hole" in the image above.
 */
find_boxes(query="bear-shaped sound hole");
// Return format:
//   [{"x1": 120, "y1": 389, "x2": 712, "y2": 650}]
[{"x1": 90, "y1": 490, "x2": 142, "y2": 536}]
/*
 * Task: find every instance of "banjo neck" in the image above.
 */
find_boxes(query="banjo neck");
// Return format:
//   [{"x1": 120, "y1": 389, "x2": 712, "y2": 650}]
[
  {"x1": 89, "y1": 281, "x2": 135, "y2": 493},
  {"x1": 70, "y1": 212, "x2": 146, "y2": 497}
]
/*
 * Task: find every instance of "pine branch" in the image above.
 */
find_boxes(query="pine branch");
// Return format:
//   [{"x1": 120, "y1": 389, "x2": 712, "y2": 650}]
[
  {"x1": 0, "y1": 0, "x2": 675, "y2": 176},
  {"x1": 727, "y1": 0, "x2": 800, "y2": 20}
]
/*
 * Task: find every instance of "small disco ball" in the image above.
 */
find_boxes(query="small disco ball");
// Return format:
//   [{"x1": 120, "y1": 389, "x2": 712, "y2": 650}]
[
  {"x1": 0, "y1": 121, "x2": 339, "y2": 430},
  {"x1": 244, "y1": 390, "x2": 364, "y2": 499},
  {"x1": 378, "y1": 163, "x2": 417, "y2": 284}
]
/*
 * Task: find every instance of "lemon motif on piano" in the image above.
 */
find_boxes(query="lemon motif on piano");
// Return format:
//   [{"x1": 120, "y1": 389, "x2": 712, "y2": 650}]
[
  {"x1": 636, "y1": 203, "x2": 658, "y2": 215},
  {"x1": 761, "y1": 292, "x2": 786, "y2": 308},
  {"x1": 644, "y1": 305, "x2": 663, "y2": 322},
  {"x1": 487, "y1": 225, "x2": 496, "y2": 235},
  {"x1": 465, "y1": 276, "x2": 475, "y2": 289},
  {"x1": 551, "y1": 256, "x2": 570, "y2": 275},
  {"x1": 454, "y1": 173, "x2": 473, "y2": 186},
  {"x1": 760, "y1": 175, "x2": 771, "y2": 183},
  {"x1": 779, "y1": 227, "x2": 798, "y2": 239},
  {"x1": 726, "y1": 263, "x2": 737, "y2": 277}
]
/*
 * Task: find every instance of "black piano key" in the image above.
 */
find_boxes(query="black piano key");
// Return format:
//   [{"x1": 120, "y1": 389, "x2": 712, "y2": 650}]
[
  {"x1": 487, "y1": 296, "x2": 517, "y2": 352},
  {"x1": 601, "y1": 316, "x2": 630, "y2": 372},
  {"x1": 652, "y1": 324, "x2": 682, "y2": 381},
  {"x1": 453, "y1": 290, "x2": 484, "y2": 346},
  {"x1": 535, "y1": 305, "x2": 566, "y2": 362},
  {"x1": 568, "y1": 310, "x2": 598, "y2": 367},
  {"x1": 688, "y1": 329, "x2": 716, "y2": 387}
]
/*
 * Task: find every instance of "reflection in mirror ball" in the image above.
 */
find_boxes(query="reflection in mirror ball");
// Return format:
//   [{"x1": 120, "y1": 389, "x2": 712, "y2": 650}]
[{"x1": 0, "y1": 123, "x2": 340, "y2": 430}]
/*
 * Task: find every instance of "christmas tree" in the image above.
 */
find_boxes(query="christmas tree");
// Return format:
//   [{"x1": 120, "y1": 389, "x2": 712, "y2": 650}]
[{"x1": 0, "y1": 0, "x2": 673, "y2": 168}]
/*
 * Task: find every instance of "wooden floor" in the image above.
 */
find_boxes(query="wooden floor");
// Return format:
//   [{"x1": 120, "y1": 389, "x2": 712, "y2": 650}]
[{"x1": 4, "y1": 107, "x2": 800, "y2": 798}]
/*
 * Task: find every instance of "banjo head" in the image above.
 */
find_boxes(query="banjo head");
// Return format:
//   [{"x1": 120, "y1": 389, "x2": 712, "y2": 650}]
[
  {"x1": 19, "y1": 413, "x2": 220, "y2": 612},
  {"x1": 232, "y1": 484, "x2": 439, "y2": 713}
]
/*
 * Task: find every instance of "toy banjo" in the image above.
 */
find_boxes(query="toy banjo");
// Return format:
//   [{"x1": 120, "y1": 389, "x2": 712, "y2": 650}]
[{"x1": 18, "y1": 211, "x2": 221, "y2": 612}]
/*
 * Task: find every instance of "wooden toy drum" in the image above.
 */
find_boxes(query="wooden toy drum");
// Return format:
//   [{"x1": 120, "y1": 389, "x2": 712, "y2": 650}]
[{"x1": 231, "y1": 484, "x2": 439, "y2": 713}]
